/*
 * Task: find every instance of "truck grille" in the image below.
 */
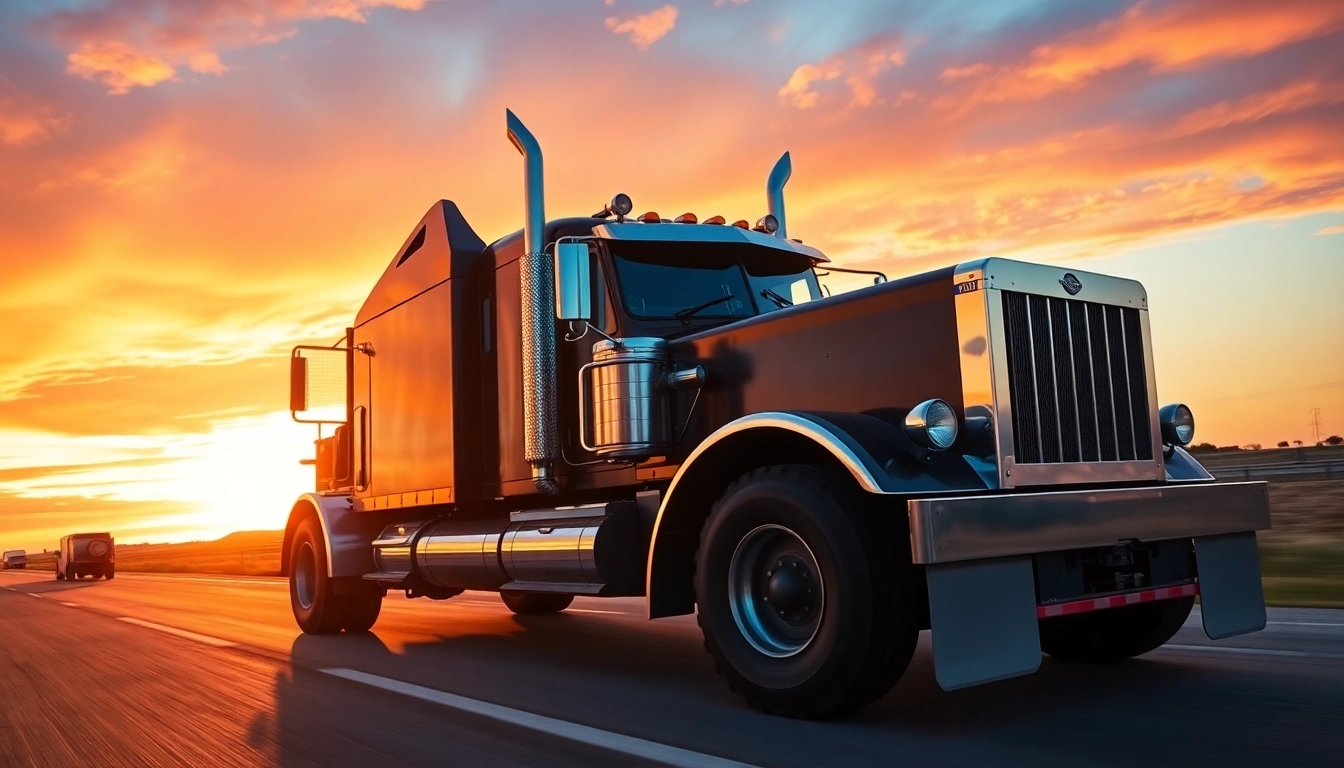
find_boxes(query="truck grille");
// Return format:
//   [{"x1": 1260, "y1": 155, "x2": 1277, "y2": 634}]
[{"x1": 1002, "y1": 291, "x2": 1152, "y2": 464}]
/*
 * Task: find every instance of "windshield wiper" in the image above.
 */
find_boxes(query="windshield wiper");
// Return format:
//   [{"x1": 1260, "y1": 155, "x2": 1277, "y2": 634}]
[
  {"x1": 674, "y1": 294, "x2": 736, "y2": 321},
  {"x1": 760, "y1": 288, "x2": 792, "y2": 308}
]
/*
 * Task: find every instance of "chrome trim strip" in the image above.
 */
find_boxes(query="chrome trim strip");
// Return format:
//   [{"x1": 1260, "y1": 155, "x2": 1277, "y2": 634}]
[
  {"x1": 656, "y1": 412, "x2": 887, "y2": 502},
  {"x1": 908, "y1": 482, "x2": 1270, "y2": 565}
]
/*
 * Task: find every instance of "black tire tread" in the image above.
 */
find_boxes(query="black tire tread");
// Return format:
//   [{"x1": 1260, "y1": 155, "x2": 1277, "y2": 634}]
[
  {"x1": 500, "y1": 592, "x2": 574, "y2": 615},
  {"x1": 695, "y1": 464, "x2": 918, "y2": 718}
]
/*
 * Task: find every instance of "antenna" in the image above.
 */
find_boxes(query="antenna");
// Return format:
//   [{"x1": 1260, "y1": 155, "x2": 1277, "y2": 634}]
[{"x1": 1309, "y1": 407, "x2": 1323, "y2": 445}]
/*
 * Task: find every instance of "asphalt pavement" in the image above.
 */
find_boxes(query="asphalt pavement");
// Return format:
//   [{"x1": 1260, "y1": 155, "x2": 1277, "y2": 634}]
[{"x1": 1, "y1": 569, "x2": 1341, "y2": 767}]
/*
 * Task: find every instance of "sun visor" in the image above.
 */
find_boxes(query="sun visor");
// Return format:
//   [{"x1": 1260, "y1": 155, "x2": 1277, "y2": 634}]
[{"x1": 591, "y1": 222, "x2": 829, "y2": 263}]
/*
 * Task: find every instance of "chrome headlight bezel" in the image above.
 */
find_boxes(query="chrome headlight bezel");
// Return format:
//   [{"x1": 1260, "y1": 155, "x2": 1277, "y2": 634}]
[
  {"x1": 1159, "y1": 403, "x2": 1195, "y2": 447},
  {"x1": 905, "y1": 399, "x2": 959, "y2": 451}
]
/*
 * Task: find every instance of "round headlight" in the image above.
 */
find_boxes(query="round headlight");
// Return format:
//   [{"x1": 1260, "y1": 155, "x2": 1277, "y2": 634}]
[
  {"x1": 1159, "y1": 403, "x2": 1195, "y2": 447},
  {"x1": 610, "y1": 193, "x2": 633, "y2": 216},
  {"x1": 905, "y1": 399, "x2": 959, "y2": 451},
  {"x1": 754, "y1": 214, "x2": 779, "y2": 234}
]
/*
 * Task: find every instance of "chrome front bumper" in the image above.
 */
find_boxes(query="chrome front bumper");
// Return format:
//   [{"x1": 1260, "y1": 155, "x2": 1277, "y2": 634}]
[{"x1": 907, "y1": 481, "x2": 1271, "y2": 565}]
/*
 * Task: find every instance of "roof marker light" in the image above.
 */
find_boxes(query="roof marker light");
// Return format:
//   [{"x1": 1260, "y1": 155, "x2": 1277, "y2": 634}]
[
  {"x1": 732, "y1": 219, "x2": 750, "y2": 229},
  {"x1": 674, "y1": 213, "x2": 698, "y2": 224},
  {"x1": 703, "y1": 215, "x2": 726, "y2": 225},
  {"x1": 638, "y1": 211, "x2": 661, "y2": 223}
]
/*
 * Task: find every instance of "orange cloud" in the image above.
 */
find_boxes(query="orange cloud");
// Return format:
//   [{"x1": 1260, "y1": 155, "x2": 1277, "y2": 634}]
[
  {"x1": 779, "y1": 34, "x2": 904, "y2": 110},
  {"x1": 66, "y1": 41, "x2": 177, "y2": 94},
  {"x1": 937, "y1": 0, "x2": 1344, "y2": 110},
  {"x1": 605, "y1": 4, "x2": 679, "y2": 51},
  {"x1": 45, "y1": 0, "x2": 434, "y2": 93}
]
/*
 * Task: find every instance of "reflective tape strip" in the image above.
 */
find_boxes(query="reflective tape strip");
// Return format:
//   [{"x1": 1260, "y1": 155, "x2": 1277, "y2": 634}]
[{"x1": 1036, "y1": 583, "x2": 1198, "y2": 619}]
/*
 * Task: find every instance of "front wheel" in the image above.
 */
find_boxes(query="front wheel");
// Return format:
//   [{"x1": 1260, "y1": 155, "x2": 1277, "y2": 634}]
[
  {"x1": 289, "y1": 516, "x2": 383, "y2": 634},
  {"x1": 696, "y1": 465, "x2": 920, "y2": 719},
  {"x1": 500, "y1": 592, "x2": 574, "y2": 615},
  {"x1": 1040, "y1": 596, "x2": 1195, "y2": 663}
]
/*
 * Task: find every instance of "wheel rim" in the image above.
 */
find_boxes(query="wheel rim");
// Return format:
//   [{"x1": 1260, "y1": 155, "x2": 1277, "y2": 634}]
[
  {"x1": 294, "y1": 541, "x2": 317, "y2": 611},
  {"x1": 727, "y1": 524, "x2": 825, "y2": 658}
]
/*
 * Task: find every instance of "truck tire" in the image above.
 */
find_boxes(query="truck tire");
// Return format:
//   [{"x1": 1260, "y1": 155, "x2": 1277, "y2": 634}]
[
  {"x1": 342, "y1": 593, "x2": 383, "y2": 633},
  {"x1": 56, "y1": 568, "x2": 65, "y2": 581},
  {"x1": 1039, "y1": 596, "x2": 1195, "y2": 663},
  {"x1": 500, "y1": 592, "x2": 574, "y2": 615},
  {"x1": 696, "y1": 465, "x2": 920, "y2": 719},
  {"x1": 289, "y1": 516, "x2": 347, "y2": 634},
  {"x1": 105, "y1": 569, "x2": 115, "y2": 581}
]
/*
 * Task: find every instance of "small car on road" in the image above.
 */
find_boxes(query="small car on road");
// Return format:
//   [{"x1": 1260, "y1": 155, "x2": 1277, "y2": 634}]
[{"x1": 1, "y1": 550, "x2": 26, "y2": 570}]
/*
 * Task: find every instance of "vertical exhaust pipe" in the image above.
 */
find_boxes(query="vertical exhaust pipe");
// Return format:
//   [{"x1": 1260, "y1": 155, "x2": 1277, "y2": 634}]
[
  {"x1": 766, "y1": 151, "x2": 791, "y2": 240},
  {"x1": 506, "y1": 109, "x2": 559, "y2": 494}
]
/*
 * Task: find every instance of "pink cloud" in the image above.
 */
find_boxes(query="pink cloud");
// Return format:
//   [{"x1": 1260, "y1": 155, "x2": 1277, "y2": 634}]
[
  {"x1": 43, "y1": 0, "x2": 433, "y2": 94},
  {"x1": 0, "y1": 79, "x2": 71, "y2": 145},
  {"x1": 779, "y1": 34, "x2": 905, "y2": 110},
  {"x1": 605, "y1": 4, "x2": 679, "y2": 51}
]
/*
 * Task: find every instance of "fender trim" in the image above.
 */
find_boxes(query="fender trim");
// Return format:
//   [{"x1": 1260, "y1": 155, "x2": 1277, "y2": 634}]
[
  {"x1": 285, "y1": 493, "x2": 384, "y2": 579},
  {"x1": 644, "y1": 411, "x2": 988, "y2": 618}
]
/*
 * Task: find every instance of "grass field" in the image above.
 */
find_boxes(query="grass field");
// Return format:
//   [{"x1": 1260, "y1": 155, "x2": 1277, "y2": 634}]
[
  {"x1": 21, "y1": 530, "x2": 281, "y2": 577},
  {"x1": 12, "y1": 476, "x2": 1342, "y2": 608}
]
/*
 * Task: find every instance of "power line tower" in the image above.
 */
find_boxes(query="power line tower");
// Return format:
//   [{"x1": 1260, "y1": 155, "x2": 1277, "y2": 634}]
[{"x1": 1309, "y1": 407, "x2": 1323, "y2": 445}]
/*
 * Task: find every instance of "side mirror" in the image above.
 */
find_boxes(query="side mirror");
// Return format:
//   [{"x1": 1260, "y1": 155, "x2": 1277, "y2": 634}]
[
  {"x1": 555, "y1": 241, "x2": 592, "y2": 322},
  {"x1": 290, "y1": 355, "x2": 308, "y2": 412}
]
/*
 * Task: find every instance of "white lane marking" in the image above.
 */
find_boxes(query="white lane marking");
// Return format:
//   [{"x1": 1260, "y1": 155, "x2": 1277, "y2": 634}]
[
  {"x1": 60, "y1": 602, "x2": 79, "y2": 607},
  {"x1": 28, "y1": 593, "x2": 42, "y2": 598},
  {"x1": 117, "y1": 617, "x2": 237, "y2": 648},
  {"x1": 567, "y1": 608, "x2": 632, "y2": 615},
  {"x1": 1161, "y1": 644, "x2": 1344, "y2": 660},
  {"x1": 322, "y1": 668, "x2": 758, "y2": 768}
]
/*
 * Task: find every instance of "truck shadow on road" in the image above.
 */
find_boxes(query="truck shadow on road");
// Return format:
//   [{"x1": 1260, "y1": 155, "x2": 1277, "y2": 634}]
[{"x1": 266, "y1": 605, "x2": 1315, "y2": 759}]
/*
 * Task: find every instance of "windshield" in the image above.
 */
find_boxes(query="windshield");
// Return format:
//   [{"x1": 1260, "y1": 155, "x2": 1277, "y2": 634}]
[{"x1": 609, "y1": 241, "x2": 820, "y2": 321}]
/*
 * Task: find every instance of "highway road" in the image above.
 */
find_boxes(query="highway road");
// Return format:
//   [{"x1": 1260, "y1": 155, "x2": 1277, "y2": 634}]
[{"x1": 2, "y1": 569, "x2": 1341, "y2": 767}]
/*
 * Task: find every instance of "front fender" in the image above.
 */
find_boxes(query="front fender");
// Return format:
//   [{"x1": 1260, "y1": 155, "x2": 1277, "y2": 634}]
[
  {"x1": 645, "y1": 411, "x2": 989, "y2": 618},
  {"x1": 282, "y1": 493, "x2": 383, "y2": 579}
]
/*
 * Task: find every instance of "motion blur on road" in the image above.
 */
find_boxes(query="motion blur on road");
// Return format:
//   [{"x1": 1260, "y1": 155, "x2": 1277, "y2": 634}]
[{"x1": 1, "y1": 569, "x2": 1340, "y2": 767}]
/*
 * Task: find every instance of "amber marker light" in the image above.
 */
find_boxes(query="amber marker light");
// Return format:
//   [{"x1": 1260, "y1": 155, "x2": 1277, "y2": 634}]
[
  {"x1": 674, "y1": 213, "x2": 698, "y2": 224},
  {"x1": 732, "y1": 219, "x2": 750, "y2": 229},
  {"x1": 703, "y1": 215, "x2": 726, "y2": 225},
  {"x1": 638, "y1": 211, "x2": 661, "y2": 223}
]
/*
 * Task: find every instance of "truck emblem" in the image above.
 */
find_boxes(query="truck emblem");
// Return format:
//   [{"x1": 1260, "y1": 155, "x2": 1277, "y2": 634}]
[
  {"x1": 954, "y1": 278, "x2": 982, "y2": 295},
  {"x1": 1060, "y1": 273, "x2": 1082, "y2": 295}
]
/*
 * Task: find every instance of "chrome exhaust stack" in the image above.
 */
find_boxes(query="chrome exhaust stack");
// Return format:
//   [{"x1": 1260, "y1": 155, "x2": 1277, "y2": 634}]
[
  {"x1": 766, "y1": 151, "x2": 791, "y2": 239},
  {"x1": 506, "y1": 109, "x2": 560, "y2": 494}
]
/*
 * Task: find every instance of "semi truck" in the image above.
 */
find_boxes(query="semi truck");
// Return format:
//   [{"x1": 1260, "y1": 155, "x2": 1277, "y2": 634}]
[
  {"x1": 282, "y1": 109, "x2": 1270, "y2": 718},
  {"x1": 57, "y1": 533, "x2": 115, "y2": 580},
  {"x1": 2, "y1": 550, "x2": 26, "y2": 570}
]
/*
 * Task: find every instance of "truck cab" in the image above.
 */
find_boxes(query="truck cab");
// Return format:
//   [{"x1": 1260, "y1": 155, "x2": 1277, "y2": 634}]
[
  {"x1": 280, "y1": 109, "x2": 1270, "y2": 718},
  {"x1": 57, "y1": 533, "x2": 115, "y2": 581}
]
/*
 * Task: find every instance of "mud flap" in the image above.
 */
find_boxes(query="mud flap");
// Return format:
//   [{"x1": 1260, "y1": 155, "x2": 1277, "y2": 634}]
[
  {"x1": 926, "y1": 556, "x2": 1040, "y2": 691},
  {"x1": 1194, "y1": 532, "x2": 1266, "y2": 639}
]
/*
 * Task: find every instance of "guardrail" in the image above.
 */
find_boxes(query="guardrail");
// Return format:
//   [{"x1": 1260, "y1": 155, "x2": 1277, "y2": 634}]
[{"x1": 1207, "y1": 460, "x2": 1344, "y2": 481}]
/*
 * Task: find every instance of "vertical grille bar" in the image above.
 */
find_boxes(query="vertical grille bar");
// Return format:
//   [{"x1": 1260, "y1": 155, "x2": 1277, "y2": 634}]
[
  {"x1": 1029, "y1": 296, "x2": 1061, "y2": 463},
  {"x1": 1002, "y1": 290, "x2": 1152, "y2": 466}
]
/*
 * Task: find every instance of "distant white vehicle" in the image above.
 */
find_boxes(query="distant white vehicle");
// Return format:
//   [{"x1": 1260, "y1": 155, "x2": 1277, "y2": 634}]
[{"x1": 2, "y1": 550, "x2": 27, "y2": 569}]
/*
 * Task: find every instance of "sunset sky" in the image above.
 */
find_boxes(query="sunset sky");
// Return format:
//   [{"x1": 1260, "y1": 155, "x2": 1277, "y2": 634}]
[{"x1": 1, "y1": 0, "x2": 1341, "y2": 550}]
